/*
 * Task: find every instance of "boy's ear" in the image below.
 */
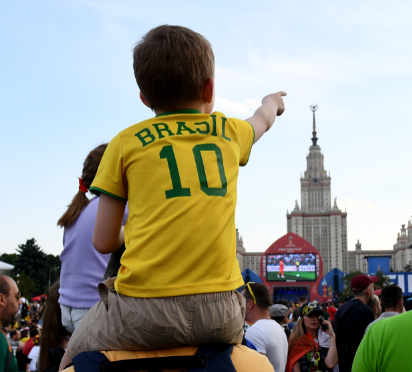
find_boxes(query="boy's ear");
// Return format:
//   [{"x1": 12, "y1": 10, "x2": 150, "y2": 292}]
[
  {"x1": 140, "y1": 92, "x2": 151, "y2": 108},
  {"x1": 202, "y1": 78, "x2": 214, "y2": 104}
]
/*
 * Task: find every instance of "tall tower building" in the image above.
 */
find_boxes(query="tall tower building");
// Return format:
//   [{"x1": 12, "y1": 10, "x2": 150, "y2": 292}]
[{"x1": 287, "y1": 105, "x2": 353, "y2": 274}]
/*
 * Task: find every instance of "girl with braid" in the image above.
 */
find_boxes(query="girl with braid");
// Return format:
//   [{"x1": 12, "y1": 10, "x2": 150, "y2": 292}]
[{"x1": 57, "y1": 144, "x2": 128, "y2": 333}]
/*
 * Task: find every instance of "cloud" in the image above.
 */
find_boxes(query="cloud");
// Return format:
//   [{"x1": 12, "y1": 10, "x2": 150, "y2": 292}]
[{"x1": 214, "y1": 97, "x2": 260, "y2": 118}]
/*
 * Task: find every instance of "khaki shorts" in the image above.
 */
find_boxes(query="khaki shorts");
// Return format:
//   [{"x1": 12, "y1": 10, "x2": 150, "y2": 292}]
[{"x1": 66, "y1": 278, "x2": 246, "y2": 360}]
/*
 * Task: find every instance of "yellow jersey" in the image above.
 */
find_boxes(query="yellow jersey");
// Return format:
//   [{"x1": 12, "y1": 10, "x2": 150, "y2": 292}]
[{"x1": 90, "y1": 109, "x2": 254, "y2": 297}]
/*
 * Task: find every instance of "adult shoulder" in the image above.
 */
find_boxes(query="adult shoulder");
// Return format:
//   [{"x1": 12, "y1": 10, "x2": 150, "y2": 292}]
[{"x1": 354, "y1": 311, "x2": 412, "y2": 371}]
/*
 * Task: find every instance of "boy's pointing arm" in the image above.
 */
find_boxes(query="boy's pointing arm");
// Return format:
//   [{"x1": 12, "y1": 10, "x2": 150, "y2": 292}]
[{"x1": 246, "y1": 91, "x2": 286, "y2": 143}]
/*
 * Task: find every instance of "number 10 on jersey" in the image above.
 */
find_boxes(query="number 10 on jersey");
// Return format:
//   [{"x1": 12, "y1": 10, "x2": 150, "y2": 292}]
[{"x1": 160, "y1": 143, "x2": 227, "y2": 199}]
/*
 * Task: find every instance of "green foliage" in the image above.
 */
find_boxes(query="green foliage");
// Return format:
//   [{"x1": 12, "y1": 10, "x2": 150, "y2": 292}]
[
  {"x1": 375, "y1": 270, "x2": 390, "y2": 288},
  {"x1": 404, "y1": 261, "x2": 412, "y2": 272},
  {"x1": 46, "y1": 254, "x2": 61, "y2": 285},
  {"x1": 0, "y1": 253, "x2": 19, "y2": 265},
  {"x1": 12, "y1": 272, "x2": 36, "y2": 299},
  {"x1": 13, "y1": 239, "x2": 48, "y2": 295},
  {"x1": 341, "y1": 270, "x2": 363, "y2": 298},
  {"x1": 341, "y1": 269, "x2": 390, "y2": 298}
]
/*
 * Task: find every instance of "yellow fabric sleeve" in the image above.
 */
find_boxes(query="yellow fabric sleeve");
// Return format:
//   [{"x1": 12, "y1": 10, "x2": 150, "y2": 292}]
[
  {"x1": 228, "y1": 118, "x2": 254, "y2": 166},
  {"x1": 90, "y1": 134, "x2": 128, "y2": 201}
]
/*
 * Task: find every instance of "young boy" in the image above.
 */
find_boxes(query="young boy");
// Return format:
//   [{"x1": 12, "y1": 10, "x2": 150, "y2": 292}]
[{"x1": 61, "y1": 25, "x2": 286, "y2": 368}]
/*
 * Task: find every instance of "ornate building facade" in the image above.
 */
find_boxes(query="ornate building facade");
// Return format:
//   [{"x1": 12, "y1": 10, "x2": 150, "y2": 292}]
[
  {"x1": 236, "y1": 229, "x2": 263, "y2": 276},
  {"x1": 237, "y1": 105, "x2": 411, "y2": 277},
  {"x1": 286, "y1": 106, "x2": 356, "y2": 275},
  {"x1": 355, "y1": 221, "x2": 412, "y2": 272}
]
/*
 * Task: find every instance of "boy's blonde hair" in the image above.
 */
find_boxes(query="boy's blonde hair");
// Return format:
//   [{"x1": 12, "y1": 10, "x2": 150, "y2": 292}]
[{"x1": 133, "y1": 25, "x2": 214, "y2": 111}]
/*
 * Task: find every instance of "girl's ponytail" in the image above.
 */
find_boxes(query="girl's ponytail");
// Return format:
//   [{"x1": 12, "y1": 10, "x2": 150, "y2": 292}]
[{"x1": 57, "y1": 144, "x2": 108, "y2": 228}]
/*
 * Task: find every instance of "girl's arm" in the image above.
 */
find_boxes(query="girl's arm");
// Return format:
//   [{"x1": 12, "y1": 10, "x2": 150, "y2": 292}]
[
  {"x1": 323, "y1": 320, "x2": 338, "y2": 369},
  {"x1": 92, "y1": 193, "x2": 126, "y2": 254}
]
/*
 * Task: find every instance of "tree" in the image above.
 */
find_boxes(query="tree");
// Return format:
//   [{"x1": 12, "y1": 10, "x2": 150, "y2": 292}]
[
  {"x1": 13, "y1": 239, "x2": 48, "y2": 295},
  {"x1": 341, "y1": 270, "x2": 363, "y2": 298},
  {"x1": 46, "y1": 254, "x2": 61, "y2": 286},
  {"x1": 0, "y1": 253, "x2": 19, "y2": 265},
  {"x1": 13, "y1": 272, "x2": 36, "y2": 299},
  {"x1": 404, "y1": 261, "x2": 412, "y2": 272},
  {"x1": 375, "y1": 270, "x2": 390, "y2": 289},
  {"x1": 341, "y1": 269, "x2": 390, "y2": 298}
]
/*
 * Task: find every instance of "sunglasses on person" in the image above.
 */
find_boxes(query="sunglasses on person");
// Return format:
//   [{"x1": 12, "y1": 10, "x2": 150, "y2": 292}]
[
  {"x1": 245, "y1": 282, "x2": 257, "y2": 304},
  {"x1": 0, "y1": 292, "x2": 21, "y2": 301}
]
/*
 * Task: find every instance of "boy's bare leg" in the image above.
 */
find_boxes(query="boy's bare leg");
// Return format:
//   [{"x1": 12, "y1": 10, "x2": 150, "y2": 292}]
[{"x1": 59, "y1": 352, "x2": 72, "y2": 371}]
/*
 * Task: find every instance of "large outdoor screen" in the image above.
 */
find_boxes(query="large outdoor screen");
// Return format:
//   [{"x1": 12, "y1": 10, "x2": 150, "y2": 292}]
[{"x1": 266, "y1": 253, "x2": 316, "y2": 281}]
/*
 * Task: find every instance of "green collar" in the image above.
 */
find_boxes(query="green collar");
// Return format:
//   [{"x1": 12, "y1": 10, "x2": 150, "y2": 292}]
[{"x1": 155, "y1": 109, "x2": 201, "y2": 117}]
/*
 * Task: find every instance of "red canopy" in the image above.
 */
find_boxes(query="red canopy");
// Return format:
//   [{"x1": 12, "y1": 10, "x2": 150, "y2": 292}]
[{"x1": 31, "y1": 294, "x2": 46, "y2": 302}]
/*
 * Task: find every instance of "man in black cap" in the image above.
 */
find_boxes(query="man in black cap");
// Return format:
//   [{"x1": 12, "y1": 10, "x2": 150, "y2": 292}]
[{"x1": 333, "y1": 274, "x2": 377, "y2": 372}]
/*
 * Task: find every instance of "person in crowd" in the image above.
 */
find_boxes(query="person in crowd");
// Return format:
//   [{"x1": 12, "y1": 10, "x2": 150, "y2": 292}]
[
  {"x1": 298, "y1": 296, "x2": 308, "y2": 307},
  {"x1": 16, "y1": 353, "x2": 32, "y2": 372},
  {"x1": 20, "y1": 329, "x2": 29, "y2": 344},
  {"x1": 59, "y1": 25, "x2": 286, "y2": 370},
  {"x1": 327, "y1": 302, "x2": 337, "y2": 320},
  {"x1": 0, "y1": 275, "x2": 22, "y2": 372},
  {"x1": 321, "y1": 304, "x2": 330, "y2": 321},
  {"x1": 270, "y1": 304, "x2": 291, "y2": 340},
  {"x1": 366, "y1": 294, "x2": 381, "y2": 320},
  {"x1": 404, "y1": 296, "x2": 412, "y2": 312},
  {"x1": 8, "y1": 329, "x2": 23, "y2": 355},
  {"x1": 333, "y1": 274, "x2": 377, "y2": 372},
  {"x1": 273, "y1": 300, "x2": 293, "y2": 328},
  {"x1": 31, "y1": 302, "x2": 39, "y2": 316},
  {"x1": 38, "y1": 297, "x2": 47, "y2": 325},
  {"x1": 17, "y1": 294, "x2": 27, "y2": 321},
  {"x1": 22, "y1": 325, "x2": 39, "y2": 356},
  {"x1": 286, "y1": 302, "x2": 338, "y2": 372},
  {"x1": 30, "y1": 317, "x2": 39, "y2": 327},
  {"x1": 343, "y1": 295, "x2": 354, "y2": 303},
  {"x1": 352, "y1": 308, "x2": 412, "y2": 370},
  {"x1": 38, "y1": 280, "x2": 71, "y2": 372},
  {"x1": 242, "y1": 283, "x2": 288, "y2": 371},
  {"x1": 288, "y1": 307, "x2": 297, "y2": 330},
  {"x1": 291, "y1": 307, "x2": 301, "y2": 328},
  {"x1": 364, "y1": 284, "x2": 403, "y2": 335},
  {"x1": 28, "y1": 335, "x2": 40, "y2": 371},
  {"x1": 57, "y1": 144, "x2": 129, "y2": 334}
]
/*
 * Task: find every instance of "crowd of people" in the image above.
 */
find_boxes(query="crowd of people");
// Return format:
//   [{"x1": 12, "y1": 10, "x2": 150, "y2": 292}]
[
  {"x1": 2, "y1": 24, "x2": 412, "y2": 372},
  {"x1": 2, "y1": 274, "x2": 412, "y2": 371}
]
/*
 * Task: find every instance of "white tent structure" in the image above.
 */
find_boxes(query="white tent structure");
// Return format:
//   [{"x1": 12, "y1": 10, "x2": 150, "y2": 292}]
[{"x1": 0, "y1": 261, "x2": 14, "y2": 276}]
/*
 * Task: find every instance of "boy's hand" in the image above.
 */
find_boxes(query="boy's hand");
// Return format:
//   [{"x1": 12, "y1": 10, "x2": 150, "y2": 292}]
[
  {"x1": 246, "y1": 91, "x2": 287, "y2": 143},
  {"x1": 262, "y1": 91, "x2": 287, "y2": 116}
]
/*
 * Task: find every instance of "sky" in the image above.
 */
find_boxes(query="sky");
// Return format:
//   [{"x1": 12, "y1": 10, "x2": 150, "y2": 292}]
[{"x1": 1, "y1": 1, "x2": 412, "y2": 256}]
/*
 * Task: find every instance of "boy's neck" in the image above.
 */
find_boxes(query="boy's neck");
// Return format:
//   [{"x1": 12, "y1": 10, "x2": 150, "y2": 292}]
[{"x1": 154, "y1": 101, "x2": 211, "y2": 116}]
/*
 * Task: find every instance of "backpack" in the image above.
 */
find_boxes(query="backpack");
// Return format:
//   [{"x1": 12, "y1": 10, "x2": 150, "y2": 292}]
[
  {"x1": 334, "y1": 301, "x2": 363, "y2": 353},
  {"x1": 21, "y1": 302, "x2": 28, "y2": 318}
]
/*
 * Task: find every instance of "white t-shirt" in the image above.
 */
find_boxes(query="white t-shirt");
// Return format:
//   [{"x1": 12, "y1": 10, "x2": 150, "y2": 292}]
[
  {"x1": 245, "y1": 319, "x2": 288, "y2": 372},
  {"x1": 28, "y1": 345, "x2": 40, "y2": 371}
]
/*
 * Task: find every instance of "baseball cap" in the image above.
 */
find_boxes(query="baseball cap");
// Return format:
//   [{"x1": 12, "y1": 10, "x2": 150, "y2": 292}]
[
  {"x1": 300, "y1": 302, "x2": 323, "y2": 317},
  {"x1": 269, "y1": 304, "x2": 288, "y2": 318},
  {"x1": 350, "y1": 275, "x2": 378, "y2": 294}
]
